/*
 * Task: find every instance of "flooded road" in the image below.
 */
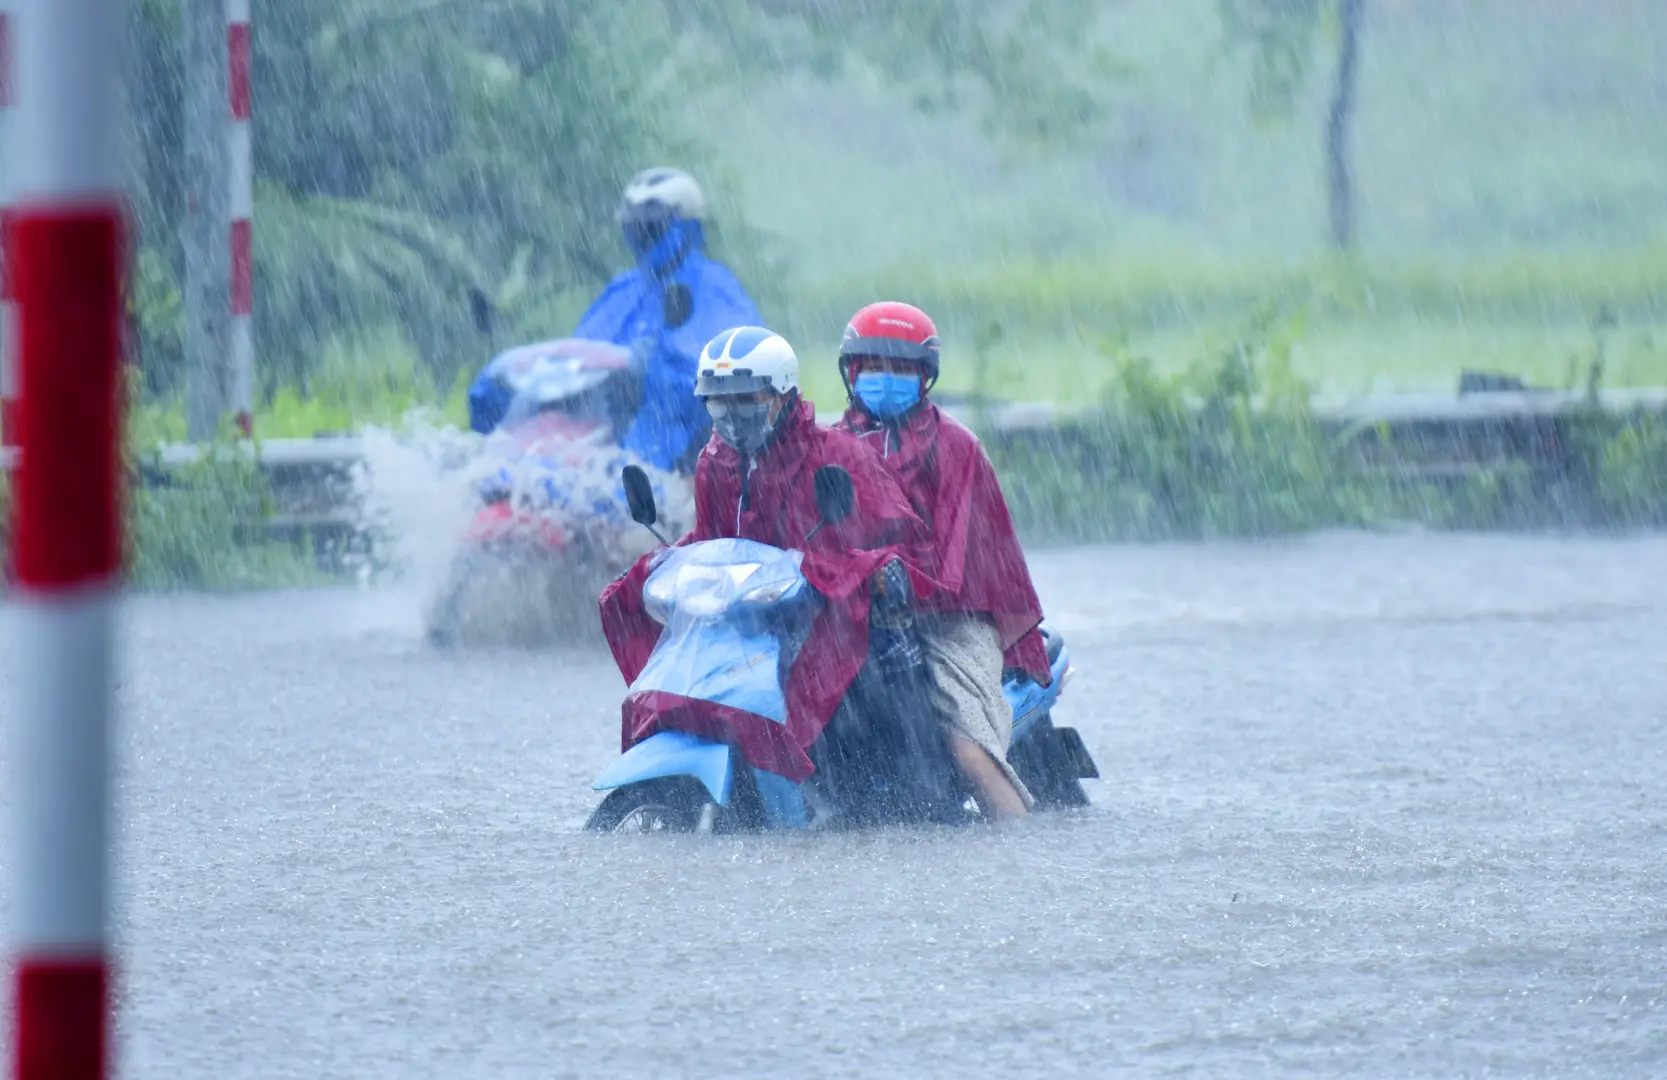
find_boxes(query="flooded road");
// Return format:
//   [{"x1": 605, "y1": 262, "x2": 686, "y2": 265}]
[{"x1": 6, "y1": 532, "x2": 1666, "y2": 1077}]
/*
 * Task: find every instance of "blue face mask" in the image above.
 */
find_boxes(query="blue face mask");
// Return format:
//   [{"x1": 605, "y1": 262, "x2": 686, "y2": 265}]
[{"x1": 853, "y1": 372, "x2": 922, "y2": 419}]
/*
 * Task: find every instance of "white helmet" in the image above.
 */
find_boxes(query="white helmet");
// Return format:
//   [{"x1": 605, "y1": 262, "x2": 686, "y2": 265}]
[
  {"x1": 695, "y1": 327, "x2": 799, "y2": 398},
  {"x1": 697, "y1": 328, "x2": 799, "y2": 455},
  {"x1": 620, "y1": 167, "x2": 706, "y2": 222}
]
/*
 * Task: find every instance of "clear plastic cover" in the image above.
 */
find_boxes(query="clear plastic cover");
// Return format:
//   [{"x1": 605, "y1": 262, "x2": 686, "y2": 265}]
[
  {"x1": 631, "y1": 539, "x2": 821, "y2": 725},
  {"x1": 485, "y1": 338, "x2": 630, "y2": 396},
  {"x1": 495, "y1": 341, "x2": 630, "y2": 432}
]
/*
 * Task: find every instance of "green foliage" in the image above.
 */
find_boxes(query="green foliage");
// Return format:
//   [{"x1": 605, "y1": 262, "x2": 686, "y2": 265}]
[
  {"x1": 118, "y1": 0, "x2": 1128, "y2": 422},
  {"x1": 1590, "y1": 411, "x2": 1667, "y2": 526},
  {"x1": 128, "y1": 249, "x2": 187, "y2": 396},
  {"x1": 92, "y1": 0, "x2": 1667, "y2": 587},
  {"x1": 1218, "y1": 0, "x2": 1327, "y2": 112},
  {"x1": 794, "y1": 250, "x2": 1667, "y2": 344},
  {"x1": 990, "y1": 306, "x2": 1352, "y2": 540},
  {"x1": 1217, "y1": 0, "x2": 1330, "y2": 119},
  {"x1": 126, "y1": 0, "x2": 717, "y2": 399},
  {"x1": 121, "y1": 365, "x2": 320, "y2": 589},
  {"x1": 986, "y1": 307, "x2": 1667, "y2": 543},
  {"x1": 694, "y1": 0, "x2": 1122, "y2": 144},
  {"x1": 127, "y1": 443, "x2": 320, "y2": 591}
]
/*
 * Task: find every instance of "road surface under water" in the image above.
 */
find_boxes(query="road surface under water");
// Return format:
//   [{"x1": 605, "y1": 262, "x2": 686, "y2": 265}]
[{"x1": 4, "y1": 531, "x2": 1665, "y2": 1078}]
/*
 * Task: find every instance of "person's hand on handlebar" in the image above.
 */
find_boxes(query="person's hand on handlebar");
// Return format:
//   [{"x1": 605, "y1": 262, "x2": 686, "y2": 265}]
[
  {"x1": 869, "y1": 559, "x2": 912, "y2": 603},
  {"x1": 627, "y1": 336, "x2": 655, "y2": 377}
]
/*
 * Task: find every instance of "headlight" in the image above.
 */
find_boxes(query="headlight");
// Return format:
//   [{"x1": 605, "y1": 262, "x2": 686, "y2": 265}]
[
  {"x1": 643, "y1": 566, "x2": 686, "y2": 623},
  {"x1": 643, "y1": 561, "x2": 770, "y2": 620}
]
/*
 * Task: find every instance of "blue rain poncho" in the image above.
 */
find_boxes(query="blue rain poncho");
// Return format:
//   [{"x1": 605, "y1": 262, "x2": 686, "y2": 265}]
[{"x1": 467, "y1": 220, "x2": 760, "y2": 472}]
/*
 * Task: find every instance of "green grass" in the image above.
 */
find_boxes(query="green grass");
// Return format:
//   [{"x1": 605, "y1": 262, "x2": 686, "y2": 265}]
[
  {"x1": 221, "y1": 308, "x2": 1659, "y2": 435},
  {"x1": 128, "y1": 326, "x2": 473, "y2": 440},
  {"x1": 793, "y1": 313, "x2": 1667, "y2": 412},
  {"x1": 778, "y1": 249, "x2": 1667, "y2": 405},
  {"x1": 256, "y1": 382, "x2": 469, "y2": 437},
  {"x1": 132, "y1": 383, "x2": 470, "y2": 442},
  {"x1": 162, "y1": 293, "x2": 1660, "y2": 436},
  {"x1": 115, "y1": 245, "x2": 1667, "y2": 437},
  {"x1": 781, "y1": 251, "x2": 1667, "y2": 334}
]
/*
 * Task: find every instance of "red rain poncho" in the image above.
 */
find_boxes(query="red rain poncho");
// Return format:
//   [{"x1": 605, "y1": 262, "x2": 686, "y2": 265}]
[
  {"x1": 599, "y1": 398, "x2": 932, "y2": 781},
  {"x1": 839, "y1": 402, "x2": 1051, "y2": 684}
]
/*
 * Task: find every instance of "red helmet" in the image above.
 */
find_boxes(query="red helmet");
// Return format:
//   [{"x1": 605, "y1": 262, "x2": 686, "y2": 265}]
[{"x1": 838, "y1": 301, "x2": 941, "y2": 388}]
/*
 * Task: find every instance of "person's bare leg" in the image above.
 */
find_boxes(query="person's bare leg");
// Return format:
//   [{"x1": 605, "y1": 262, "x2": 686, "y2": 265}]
[{"x1": 951, "y1": 736, "x2": 1029, "y2": 819}]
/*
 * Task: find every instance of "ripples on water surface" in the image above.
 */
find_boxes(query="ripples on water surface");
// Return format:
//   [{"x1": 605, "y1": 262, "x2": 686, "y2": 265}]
[{"x1": 4, "y1": 532, "x2": 1664, "y2": 1077}]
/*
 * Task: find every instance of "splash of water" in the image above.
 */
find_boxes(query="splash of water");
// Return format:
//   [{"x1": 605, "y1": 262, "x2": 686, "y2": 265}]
[
  {"x1": 349, "y1": 408, "x2": 697, "y2": 645},
  {"x1": 350, "y1": 409, "x2": 491, "y2": 636}
]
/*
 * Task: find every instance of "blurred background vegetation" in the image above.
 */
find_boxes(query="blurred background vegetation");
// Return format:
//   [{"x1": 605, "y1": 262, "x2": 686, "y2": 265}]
[
  {"x1": 0, "y1": 0, "x2": 1647, "y2": 588},
  {"x1": 115, "y1": 0, "x2": 1666, "y2": 432}
]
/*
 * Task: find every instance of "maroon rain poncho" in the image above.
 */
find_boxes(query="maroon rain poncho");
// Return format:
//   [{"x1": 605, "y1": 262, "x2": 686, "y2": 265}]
[
  {"x1": 599, "y1": 397, "x2": 932, "y2": 781},
  {"x1": 839, "y1": 402, "x2": 1051, "y2": 684}
]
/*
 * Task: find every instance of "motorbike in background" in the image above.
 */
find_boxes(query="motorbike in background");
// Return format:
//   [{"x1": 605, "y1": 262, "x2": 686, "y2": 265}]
[{"x1": 425, "y1": 334, "x2": 691, "y2": 647}]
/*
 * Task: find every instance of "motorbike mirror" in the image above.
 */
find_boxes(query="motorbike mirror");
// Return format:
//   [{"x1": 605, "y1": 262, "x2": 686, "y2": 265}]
[
  {"x1": 467, "y1": 287, "x2": 494, "y2": 337},
  {"x1": 813, "y1": 465, "x2": 855, "y2": 526},
  {"x1": 662, "y1": 283, "x2": 693, "y2": 329},
  {"x1": 622, "y1": 465, "x2": 658, "y2": 528}
]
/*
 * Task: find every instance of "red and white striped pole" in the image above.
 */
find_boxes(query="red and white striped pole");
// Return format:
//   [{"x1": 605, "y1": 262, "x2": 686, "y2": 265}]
[
  {"x1": 227, "y1": 0, "x2": 251, "y2": 436},
  {"x1": 7, "y1": 1, "x2": 125, "y2": 1078}
]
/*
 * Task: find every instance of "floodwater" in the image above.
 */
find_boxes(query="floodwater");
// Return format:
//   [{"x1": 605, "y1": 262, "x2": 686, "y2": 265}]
[{"x1": 5, "y1": 532, "x2": 1667, "y2": 1077}]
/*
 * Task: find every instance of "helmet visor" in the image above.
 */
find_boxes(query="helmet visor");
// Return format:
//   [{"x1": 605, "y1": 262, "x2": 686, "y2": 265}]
[
  {"x1": 840, "y1": 334, "x2": 938, "y2": 370},
  {"x1": 695, "y1": 370, "x2": 778, "y2": 397}
]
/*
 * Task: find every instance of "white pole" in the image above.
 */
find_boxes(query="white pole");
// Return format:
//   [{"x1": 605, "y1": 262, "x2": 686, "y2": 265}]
[
  {"x1": 8, "y1": 2, "x2": 125, "y2": 1078},
  {"x1": 1, "y1": 6, "x2": 17, "y2": 458}
]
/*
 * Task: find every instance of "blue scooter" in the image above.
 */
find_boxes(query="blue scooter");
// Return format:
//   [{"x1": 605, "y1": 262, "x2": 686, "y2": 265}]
[{"x1": 584, "y1": 465, "x2": 1098, "y2": 833}]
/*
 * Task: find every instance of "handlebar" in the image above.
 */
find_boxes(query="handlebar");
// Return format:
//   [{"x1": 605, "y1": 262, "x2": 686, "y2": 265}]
[{"x1": 869, "y1": 559, "x2": 915, "y2": 630}]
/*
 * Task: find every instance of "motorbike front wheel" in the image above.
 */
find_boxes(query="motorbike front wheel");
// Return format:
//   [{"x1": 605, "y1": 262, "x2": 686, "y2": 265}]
[{"x1": 585, "y1": 778, "x2": 716, "y2": 834}]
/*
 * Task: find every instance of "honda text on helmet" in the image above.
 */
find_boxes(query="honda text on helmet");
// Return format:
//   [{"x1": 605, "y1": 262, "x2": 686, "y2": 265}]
[
  {"x1": 696, "y1": 326, "x2": 801, "y2": 456},
  {"x1": 838, "y1": 301, "x2": 942, "y2": 421}
]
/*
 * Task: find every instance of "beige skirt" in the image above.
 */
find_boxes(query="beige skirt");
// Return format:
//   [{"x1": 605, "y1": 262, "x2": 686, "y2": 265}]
[{"x1": 917, "y1": 611, "x2": 1035, "y2": 810}]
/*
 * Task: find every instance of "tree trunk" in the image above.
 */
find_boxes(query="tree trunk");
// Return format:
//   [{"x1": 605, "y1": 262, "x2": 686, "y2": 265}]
[
  {"x1": 183, "y1": 0, "x2": 229, "y2": 441},
  {"x1": 1325, "y1": 0, "x2": 1365, "y2": 250}
]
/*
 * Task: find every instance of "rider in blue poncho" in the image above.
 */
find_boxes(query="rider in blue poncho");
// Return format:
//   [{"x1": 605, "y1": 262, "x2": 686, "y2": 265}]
[{"x1": 467, "y1": 168, "x2": 761, "y2": 474}]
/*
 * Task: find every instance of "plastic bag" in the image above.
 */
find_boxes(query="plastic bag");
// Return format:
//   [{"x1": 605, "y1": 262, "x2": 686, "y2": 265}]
[{"x1": 630, "y1": 539, "x2": 821, "y2": 724}]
